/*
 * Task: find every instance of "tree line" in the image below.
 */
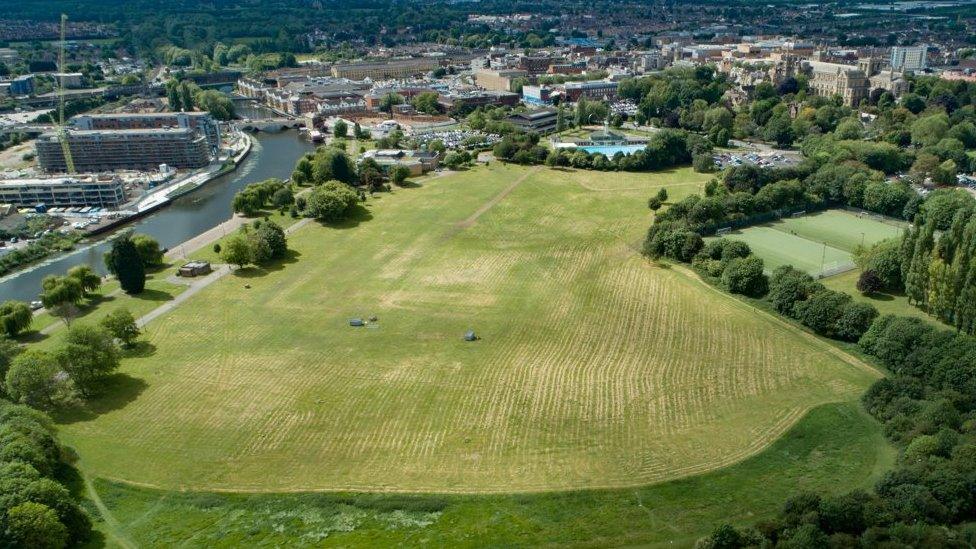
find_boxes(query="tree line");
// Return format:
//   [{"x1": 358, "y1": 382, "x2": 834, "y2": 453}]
[
  {"x1": 164, "y1": 78, "x2": 235, "y2": 121},
  {"x1": 884, "y1": 189, "x2": 976, "y2": 334},
  {"x1": 492, "y1": 128, "x2": 712, "y2": 174}
]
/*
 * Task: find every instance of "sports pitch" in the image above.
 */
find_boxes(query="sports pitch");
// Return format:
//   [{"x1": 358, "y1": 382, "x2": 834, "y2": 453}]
[
  {"x1": 59, "y1": 166, "x2": 879, "y2": 493},
  {"x1": 715, "y1": 210, "x2": 904, "y2": 275}
]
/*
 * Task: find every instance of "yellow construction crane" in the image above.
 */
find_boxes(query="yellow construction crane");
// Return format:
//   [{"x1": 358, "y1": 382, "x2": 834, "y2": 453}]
[{"x1": 56, "y1": 13, "x2": 76, "y2": 174}]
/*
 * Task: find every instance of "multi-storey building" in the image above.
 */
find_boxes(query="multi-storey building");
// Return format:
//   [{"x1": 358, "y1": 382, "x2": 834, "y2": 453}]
[
  {"x1": 522, "y1": 85, "x2": 553, "y2": 106},
  {"x1": 563, "y1": 80, "x2": 619, "y2": 102},
  {"x1": 0, "y1": 176, "x2": 125, "y2": 208},
  {"x1": 517, "y1": 56, "x2": 557, "y2": 74},
  {"x1": 36, "y1": 128, "x2": 211, "y2": 173},
  {"x1": 436, "y1": 90, "x2": 520, "y2": 112},
  {"x1": 890, "y1": 46, "x2": 927, "y2": 72},
  {"x1": 331, "y1": 58, "x2": 441, "y2": 80},
  {"x1": 70, "y1": 112, "x2": 221, "y2": 155},
  {"x1": 474, "y1": 68, "x2": 528, "y2": 92}
]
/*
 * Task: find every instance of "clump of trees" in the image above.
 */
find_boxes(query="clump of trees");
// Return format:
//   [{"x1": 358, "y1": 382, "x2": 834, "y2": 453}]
[
  {"x1": 0, "y1": 400, "x2": 93, "y2": 547},
  {"x1": 4, "y1": 319, "x2": 125, "y2": 408},
  {"x1": 499, "y1": 129, "x2": 708, "y2": 174},
  {"x1": 303, "y1": 181, "x2": 359, "y2": 222},
  {"x1": 164, "y1": 78, "x2": 235, "y2": 120},
  {"x1": 232, "y1": 178, "x2": 289, "y2": 216},
  {"x1": 221, "y1": 219, "x2": 289, "y2": 269},
  {"x1": 493, "y1": 133, "x2": 547, "y2": 165}
]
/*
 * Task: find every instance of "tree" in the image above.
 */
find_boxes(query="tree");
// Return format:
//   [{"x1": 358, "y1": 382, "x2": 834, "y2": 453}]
[
  {"x1": 99, "y1": 309, "x2": 140, "y2": 348},
  {"x1": 767, "y1": 265, "x2": 819, "y2": 316},
  {"x1": 704, "y1": 523, "x2": 744, "y2": 549},
  {"x1": 901, "y1": 93, "x2": 926, "y2": 114},
  {"x1": 910, "y1": 113, "x2": 950, "y2": 147},
  {"x1": 721, "y1": 256, "x2": 768, "y2": 296},
  {"x1": 55, "y1": 324, "x2": 119, "y2": 397},
  {"x1": 305, "y1": 181, "x2": 359, "y2": 222},
  {"x1": 358, "y1": 158, "x2": 384, "y2": 190},
  {"x1": 39, "y1": 276, "x2": 83, "y2": 326},
  {"x1": 857, "y1": 270, "x2": 883, "y2": 294},
  {"x1": 232, "y1": 188, "x2": 263, "y2": 216},
  {"x1": 271, "y1": 187, "x2": 294, "y2": 209},
  {"x1": 105, "y1": 236, "x2": 146, "y2": 294},
  {"x1": 834, "y1": 302, "x2": 879, "y2": 342},
  {"x1": 5, "y1": 502, "x2": 69, "y2": 549},
  {"x1": 333, "y1": 119, "x2": 348, "y2": 138},
  {"x1": 0, "y1": 336, "x2": 20, "y2": 391},
  {"x1": 0, "y1": 301, "x2": 32, "y2": 337},
  {"x1": 5, "y1": 350, "x2": 68, "y2": 409},
  {"x1": 794, "y1": 290, "x2": 851, "y2": 336},
  {"x1": 131, "y1": 234, "x2": 163, "y2": 267},
  {"x1": 221, "y1": 234, "x2": 253, "y2": 269},
  {"x1": 254, "y1": 221, "x2": 288, "y2": 261},
  {"x1": 390, "y1": 165, "x2": 411, "y2": 186},
  {"x1": 291, "y1": 157, "x2": 314, "y2": 186},
  {"x1": 855, "y1": 239, "x2": 904, "y2": 291},
  {"x1": 165, "y1": 79, "x2": 182, "y2": 111},
  {"x1": 647, "y1": 196, "x2": 663, "y2": 211},
  {"x1": 933, "y1": 159, "x2": 957, "y2": 186},
  {"x1": 411, "y1": 92, "x2": 440, "y2": 115},
  {"x1": 311, "y1": 147, "x2": 357, "y2": 185},
  {"x1": 692, "y1": 153, "x2": 714, "y2": 172},
  {"x1": 379, "y1": 93, "x2": 403, "y2": 114},
  {"x1": 194, "y1": 90, "x2": 235, "y2": 120},
  {"x1": 66, "y1": 265, "x2": 100, "y2": 296},
  {"x1": 178, "y1": 81, "x2": 196, "y2": 112}
]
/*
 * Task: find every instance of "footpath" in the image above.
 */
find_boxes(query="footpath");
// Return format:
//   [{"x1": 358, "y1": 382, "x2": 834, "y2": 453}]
[
  {"x1": 41, "y1": 217, "x2": 312, "y2": 336},
  {"x1": 139, "y1": 217, "x2": 313, "y2": 328}
]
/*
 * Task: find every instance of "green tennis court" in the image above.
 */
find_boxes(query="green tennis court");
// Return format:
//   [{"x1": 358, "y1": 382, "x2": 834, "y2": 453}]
[
  {"x1": 713, "y1": 226, "x2": 852, "y2": 275},
  {"x1": 711, "y1": 209, "x2": 904, "y2": 276},
  {"x1": 770, "y1": 210, "x2": 904, "y2": 252}
]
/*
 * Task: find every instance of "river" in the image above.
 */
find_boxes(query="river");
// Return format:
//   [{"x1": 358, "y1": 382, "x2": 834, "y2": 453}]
[{"x1": 0, "y1": 130, "x2": 314, "y2": 302}]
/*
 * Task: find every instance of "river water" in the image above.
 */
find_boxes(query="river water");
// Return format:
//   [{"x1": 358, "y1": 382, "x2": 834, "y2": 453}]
[{"x1": 0, "y1": 130, "x2": 314, "y2": 302}]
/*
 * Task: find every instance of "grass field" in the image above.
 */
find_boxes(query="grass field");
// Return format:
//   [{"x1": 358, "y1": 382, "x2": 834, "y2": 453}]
[
  {"x1": 715, "y1": 210, "x2": 905, "y2": 275},
  {"x1": 58, "y1": 164, "x2": 879, "y2": 495},
  {"x1": 84, "y1": 402, "x2": 892, "y2": 547}
]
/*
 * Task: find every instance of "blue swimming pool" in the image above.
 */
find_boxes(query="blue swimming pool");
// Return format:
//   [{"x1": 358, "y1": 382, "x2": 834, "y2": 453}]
[{"x1": 578, "y1": 144, "x2": 646, "y2": 156}]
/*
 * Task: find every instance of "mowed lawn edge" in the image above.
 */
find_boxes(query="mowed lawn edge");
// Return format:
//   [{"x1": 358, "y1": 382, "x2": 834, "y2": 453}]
[
  {"x1": 57, "y1": 164, "x2": 876, "y2": 493},
  {"x1": 83, "y1": 401, "x2": 894, "y2": 547}
]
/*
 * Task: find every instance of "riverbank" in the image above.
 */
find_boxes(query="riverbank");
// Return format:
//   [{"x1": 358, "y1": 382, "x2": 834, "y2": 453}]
[
  {"x1": 85, "y1": 132, "x2": 253, "y2": 237},
  {"x1": 0, "y1": 134, "x2": 254, "y2": 286},
  {"x1": 0, "y1": 131, "x2": 314, "y2": 303}
]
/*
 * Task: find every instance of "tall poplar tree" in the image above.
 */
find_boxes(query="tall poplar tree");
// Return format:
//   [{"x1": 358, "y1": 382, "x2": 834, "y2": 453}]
[{"x1": 106, "y1": 236, "x2": 146, "y2": 295}]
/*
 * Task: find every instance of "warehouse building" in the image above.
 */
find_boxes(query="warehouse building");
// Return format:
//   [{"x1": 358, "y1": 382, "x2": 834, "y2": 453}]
[{"x1": 36, "y1": 128, "x2": 211, "y2": 173}]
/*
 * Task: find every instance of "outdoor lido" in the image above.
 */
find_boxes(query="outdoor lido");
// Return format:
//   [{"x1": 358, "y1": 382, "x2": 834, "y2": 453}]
[{"x1": 551, "y1": 125, "x2": 650, "y2": 156}]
